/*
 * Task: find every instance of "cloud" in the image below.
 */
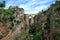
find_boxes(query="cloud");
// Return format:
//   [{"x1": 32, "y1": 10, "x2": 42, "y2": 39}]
[{"x1": 5, "y1": 0, "x2": 56, "y2": 14}]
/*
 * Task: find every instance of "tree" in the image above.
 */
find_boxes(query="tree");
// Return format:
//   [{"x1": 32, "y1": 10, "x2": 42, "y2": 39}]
[{"x1": 0, "y1": 1, "x2": 5, "y2": 8}]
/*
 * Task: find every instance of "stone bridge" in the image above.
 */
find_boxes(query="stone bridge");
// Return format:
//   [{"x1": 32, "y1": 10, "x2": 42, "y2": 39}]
[{"x1": 24, "y1": 14, "x2": 36, "y2": 25}]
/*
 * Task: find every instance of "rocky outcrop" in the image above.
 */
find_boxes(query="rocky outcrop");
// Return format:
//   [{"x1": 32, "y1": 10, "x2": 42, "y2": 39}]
[
  {"x1": 1, "y1": 30, "x2": 12, "y2": 40},
  {"x1": 0, "y1": 23, "x2": 8, "y2": 34}
]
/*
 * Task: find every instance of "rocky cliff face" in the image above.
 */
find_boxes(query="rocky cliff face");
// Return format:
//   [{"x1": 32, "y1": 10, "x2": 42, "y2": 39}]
[
  {"x1": 0, "y1": 6, "x2": 36, "y2": 40},
  {"x1": 0, "y1": 23, "x2": 8, "y2": 34},
  {"x1": 0, "y1": 23, "x2": 12, "y2": 40}
]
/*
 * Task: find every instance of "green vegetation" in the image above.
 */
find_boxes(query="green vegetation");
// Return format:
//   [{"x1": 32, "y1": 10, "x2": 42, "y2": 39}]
[
  {"x1": 29, "y1": 0, "x2": 60, "y2": 40},
  {"x1": 0, "y1": 0, "x2": 60, "y2": 40},
  {"x1": 0, "y1": 1, "x2": 20, "y2": 39}
]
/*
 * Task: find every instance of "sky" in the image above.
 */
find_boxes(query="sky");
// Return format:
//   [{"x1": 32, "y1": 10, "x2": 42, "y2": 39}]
[{"x1": 0, "y1": 0, "x2": 56, "y2": 14}]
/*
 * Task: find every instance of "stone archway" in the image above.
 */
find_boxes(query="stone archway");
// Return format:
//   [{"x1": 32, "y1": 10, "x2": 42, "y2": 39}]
[
  {"x1": 28, "y1": 15, "x2": 34, "y2": 24},
  {"x1": 25, "y1": 14, "x2": 36, "y2": 25}
]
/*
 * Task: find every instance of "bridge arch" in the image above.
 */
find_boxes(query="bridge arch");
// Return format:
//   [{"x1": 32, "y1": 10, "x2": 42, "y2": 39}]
[{"x1": 25, "y1": 14, "x2": 36, "y2": 25}]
